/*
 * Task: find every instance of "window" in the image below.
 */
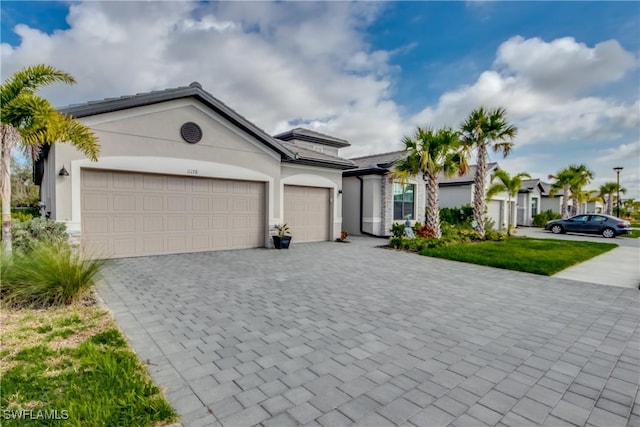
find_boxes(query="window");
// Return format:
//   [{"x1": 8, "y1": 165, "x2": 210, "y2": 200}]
[
  {"x1": 393, "y1": 183, "x2": 415, "y2": 220},
  {"x1": 590, "y1": 215, "x2": 606, "y2": 223},
  {"x1": 531, "y1": 198, "x2": 538, "y2": 217}
]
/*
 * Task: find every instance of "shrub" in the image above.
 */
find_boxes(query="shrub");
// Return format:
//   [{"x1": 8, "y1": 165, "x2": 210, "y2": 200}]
[
  {"x1": 11, "y1": 218, "x2": 68, "y2": 254},
  {"x1": 390, "y1": 222, "x2": 405, "y2": 238},
  {"x1": 484, "y1": 229, "x2": 507, "y2": 242},
  {"x1": 1, "y1": 242, "x2": 105, "y2": 308},
  {"x1": 532, "y1": 210, "x2": 562, "y2": 227},
  {"x1": 11, "y1": 209, "x2": 37, "y2": 222},
  {"x1": 414, "y1": 223, "x2": 437, "y2": 238},
  {"x1": 440, "y1": 205, "x2": 474, "y2": 226}
]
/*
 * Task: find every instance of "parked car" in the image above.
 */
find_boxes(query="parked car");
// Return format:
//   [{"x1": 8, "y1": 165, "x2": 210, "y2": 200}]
[{"x1": 544, "y1": 214, "x2": 631, "y2": 238}]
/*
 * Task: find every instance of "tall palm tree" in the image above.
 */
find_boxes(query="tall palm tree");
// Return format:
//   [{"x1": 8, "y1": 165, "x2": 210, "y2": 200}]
[
  {"x1": 392, "y1": 126, "x2": 468, "y2": 238},
  {"x1": 567, "y1": 164, "x2": 594, "y2": 215},
  {"x1": 486, "y1": 169, "x2": 531, "y2": 236},
  {"x1": 1, "y1": 64, "x2": 100, "y2": 252},
  {"x1": 548, "y1": 168, "x2": 574, "y2": 218},
  {"x1": 460, "y1": 107, "x2": 517, "y2": 238},
  {"x1": 599, "y1": 182, "x2": 626, "y2": 215}
]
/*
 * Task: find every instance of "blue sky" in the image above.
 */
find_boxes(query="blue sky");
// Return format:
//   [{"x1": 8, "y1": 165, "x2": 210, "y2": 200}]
[{"x1": 2, "y1": 1, "x2": 639, "y2": 197}]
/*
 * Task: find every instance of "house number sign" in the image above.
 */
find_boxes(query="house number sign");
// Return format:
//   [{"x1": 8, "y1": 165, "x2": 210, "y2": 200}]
[{"x1": 187, "y1": 169, "x2": 198, "y2": 175}]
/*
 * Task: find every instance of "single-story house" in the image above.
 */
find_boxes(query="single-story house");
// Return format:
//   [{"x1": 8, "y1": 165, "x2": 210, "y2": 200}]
[
  {"x1": 539, "y1": 181, "x2": 566, "y2": 216},
  {"x1": 438, "y1": 163, "x2": 514, "y2": 232},
  {"x1": 342, "y1": 151, "x2": 427, "y2": 237},
  {"x1": 517, "y1": 179, "x2": 544, "y2": 226},
  {"x1": 36, "y1": 82, "x2": 355, "y2": 258},
  {"x1": 341, "y1": 151, "x2": 511, "y2": 237}
]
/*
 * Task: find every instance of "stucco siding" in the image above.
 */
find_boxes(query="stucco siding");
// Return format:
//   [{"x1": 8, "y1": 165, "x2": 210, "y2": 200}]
[{"x1": 439, "y1": 185, "x2": 473, "y2": 208}]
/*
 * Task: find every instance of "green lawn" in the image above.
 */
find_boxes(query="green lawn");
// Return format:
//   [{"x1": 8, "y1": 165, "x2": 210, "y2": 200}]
[
  {"x1": 1, "y1": 304, "x2": 176, "y2": 427},
  {"x1": 621, "y1": 230, "x2": 640, "y2": 238},
  {"x1": 630, "y1": 222, "x2": 640, "y2": 228},
  {"x1": 419, "y1": 237, "x2": 616, "y2": 275}
]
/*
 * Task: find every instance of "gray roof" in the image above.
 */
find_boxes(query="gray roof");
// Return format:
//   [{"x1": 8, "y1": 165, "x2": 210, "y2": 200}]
[
  {"x1": 350, "y1": 150, "x2": 405, "y2": 168},
  {"x1": 280, "y1": 141, "x2": 356, "y2": 170},
  {"x1": 57, "y1": 82, "x2": 347, "y2": 169},
  {"x1": 520, "y1": 178, "x2": 545, "y2": 194},
  {"x1": 274, "y1": 128, "x2": 350, "y2": 148},
  {"x1": 439, "y1": 162, "x2": 498, "y2": 185}
]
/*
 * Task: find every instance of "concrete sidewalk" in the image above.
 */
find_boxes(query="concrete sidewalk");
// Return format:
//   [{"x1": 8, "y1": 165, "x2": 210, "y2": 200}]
[{"x1": 554, "y1": 246, "x2": 640, "y2": 288}]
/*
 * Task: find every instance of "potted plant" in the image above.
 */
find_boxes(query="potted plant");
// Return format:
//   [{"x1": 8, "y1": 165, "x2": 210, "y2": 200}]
[{"x1": 273, "y1": 224, "x2": 292, "y2": 249}]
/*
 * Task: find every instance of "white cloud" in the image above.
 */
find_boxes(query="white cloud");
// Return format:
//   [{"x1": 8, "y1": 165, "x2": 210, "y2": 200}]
[
  {"x1": 1, "y1": 1, "x2": 402, "y2": 156},
  {"x1": 1, "y1": 3, "x2": 638, "y2": 195},
  {"x1": 411, "y1": 36, "x2": 639, "y2": 147}
]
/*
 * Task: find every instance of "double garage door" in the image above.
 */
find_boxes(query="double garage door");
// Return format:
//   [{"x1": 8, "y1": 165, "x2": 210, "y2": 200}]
[
  {"x1": 81, "y1": 170, "x2": 331, "y2": 258},
  {"x1": 81, "y1": 170, "x2": 265, "y2": 258}
]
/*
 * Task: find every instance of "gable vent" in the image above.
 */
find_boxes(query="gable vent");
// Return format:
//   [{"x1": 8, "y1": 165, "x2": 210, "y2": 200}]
[{"x1": 180, "y1": 122, "x2": 203, "y2": 143}]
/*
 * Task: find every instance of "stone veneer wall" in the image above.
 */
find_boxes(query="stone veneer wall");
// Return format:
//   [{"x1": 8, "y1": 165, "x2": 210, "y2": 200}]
[{"x1": 381, "y1": 174, "x2": 427, "y2": 236}]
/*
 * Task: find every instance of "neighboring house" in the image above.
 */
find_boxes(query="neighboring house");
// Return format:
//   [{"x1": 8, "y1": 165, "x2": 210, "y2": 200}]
[
  {"x1": 517, "y1": 179, "x2": 544, "y2": 226},
  {"x1": 342, "y1": 151, "x2": 427, "y2": 237},
  {"x1": 36, "y1": 82, "x2": 355, "y2": 258},
  {"x1": 539, "y1": 181, "x2": 567, "y2": 216},
  {"x1": 438, "y1": 163, "x2": 512, "y2": 231},
  {"x1": 583, "y1": 191, "x2": 604, "y2": 214}
]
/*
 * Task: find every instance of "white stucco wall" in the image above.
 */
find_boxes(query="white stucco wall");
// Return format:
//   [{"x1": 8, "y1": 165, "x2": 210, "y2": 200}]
[{"x1": 46, "y1": 98, "x2": 344, "y2": 246}]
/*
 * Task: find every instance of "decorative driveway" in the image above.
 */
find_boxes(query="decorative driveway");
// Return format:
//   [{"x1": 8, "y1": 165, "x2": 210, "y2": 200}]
[{"x1": 98, "y1": 237, "x2": 639, "y2": 427}]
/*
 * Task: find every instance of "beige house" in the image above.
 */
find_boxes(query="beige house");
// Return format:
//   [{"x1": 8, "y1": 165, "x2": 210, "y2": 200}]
[{"x1": 36, "y1": 82, "x2": 355, "y2": 258}]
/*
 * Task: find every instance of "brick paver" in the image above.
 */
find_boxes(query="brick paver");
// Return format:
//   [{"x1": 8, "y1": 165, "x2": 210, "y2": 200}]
[{"x1": 99, "y1": 236, "x2": 639, "y2": 426}]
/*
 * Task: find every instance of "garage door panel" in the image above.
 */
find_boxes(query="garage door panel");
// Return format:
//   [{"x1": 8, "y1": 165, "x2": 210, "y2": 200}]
[
  {"x1": 81, "y1": 169, "x2": 265, "y2": 258},
  {"x1": 143, "y1": 196, "x2": 163, "y2": 211},
  {"x1": 284, "y1": 185, "x2": 330, "y2": 243},
  {"x1": 113, "y1": 216, "x2": 136, "y2": 233},
  {"x1": 167, "y1": 216, "x2": 187, "y2": 232},
  {"x1": 143, "y1": 175, "x2": 164, "y2": 190},
  {"x1": 143, "y1": 216, "x2": 163, "y2": 232}
]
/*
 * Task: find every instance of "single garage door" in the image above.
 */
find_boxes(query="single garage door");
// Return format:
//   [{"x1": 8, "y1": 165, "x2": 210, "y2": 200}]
[
  {"x1": 81, "y1": 169, "x2": 265, "y2": 258},
  {"x1": 283, "y1": 185, "x2": 330, "y2": 243}
]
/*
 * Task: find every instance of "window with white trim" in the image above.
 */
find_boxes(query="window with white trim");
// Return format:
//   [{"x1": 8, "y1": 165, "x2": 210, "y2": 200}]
[{"x1": 393, "y1": 183, "x2": 415, "y2": 220}]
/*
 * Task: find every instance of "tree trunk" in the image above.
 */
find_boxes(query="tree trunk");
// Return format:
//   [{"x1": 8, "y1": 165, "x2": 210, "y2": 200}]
[
  {"x1": 425, "y1": 171, "x2": 441, "y2": 239},
  {"x1": 473, "y1": 144, "x2": 488, "y2": 237},
  {"x1": 607, "y1": 194, "x2": 612, "y2": 215},
  {"x1": 561, "y1": 186, "x2": 569, "y2": 218},
  {"x1": 507, "y1": 195, "x2": 512, "y2": 236},
  {"x1": 1, "y1": 125, "x2": 16, "y2": 253}
]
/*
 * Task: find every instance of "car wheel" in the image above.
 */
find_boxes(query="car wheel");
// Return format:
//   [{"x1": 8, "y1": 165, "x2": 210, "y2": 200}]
[
  {"x1": 602, "y1": 228, "x2": 616, "y2": 238},
  {"x1": 551, "y1": 225, "x2": 563, "y2": 234}
]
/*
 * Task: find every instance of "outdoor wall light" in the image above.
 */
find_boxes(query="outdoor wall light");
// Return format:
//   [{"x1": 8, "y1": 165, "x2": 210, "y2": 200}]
[
  {"x1": 58, "y1": 165, "x2": 69, "y2": 176},
  {"x1": 338, "y1": 189, "x2": 343, "y2": 194}
]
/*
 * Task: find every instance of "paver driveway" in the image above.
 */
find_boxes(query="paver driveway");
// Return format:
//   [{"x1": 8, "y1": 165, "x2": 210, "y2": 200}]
[{"x1": 99, "y1": 237, "x2": 639, "y2": 427}]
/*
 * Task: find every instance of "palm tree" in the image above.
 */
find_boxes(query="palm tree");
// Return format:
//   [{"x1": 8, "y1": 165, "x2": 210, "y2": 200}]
[
  {"x1": 486, "y1": 169, "x2": 531, "y2": 236},
  {"x1": 460, "y1": 107, "x2": 517, "y2": 238},
  {"x1": 1, "y1": 64, "x2": 100, "y2": 253},
  {"x1": 599, "y1": 182, "x2": 626, "y2": 215},
  {"x1": 567, "y1": 164, "x2": 594, "y2": 215},
  {"x1": 548, "y1": 168, "x2": 574, "y2": 218},
  {"x1": 392, "y1": 126, "x2": 468, "y2": 238}
]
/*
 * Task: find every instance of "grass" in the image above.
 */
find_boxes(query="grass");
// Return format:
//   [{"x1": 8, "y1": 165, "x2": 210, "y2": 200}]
[
  {"x1": 418, "y1": 237, "x2": 616, "y2": 275},
  {"x1": 630, "y1": 222, "x2": 640, "y2": 228},
  {"x1": 621, "y1": 230, "x2": 640, "y2": 238},
  {"x1": 0, "y1": 302, "x2": 176, "y2": 427}
]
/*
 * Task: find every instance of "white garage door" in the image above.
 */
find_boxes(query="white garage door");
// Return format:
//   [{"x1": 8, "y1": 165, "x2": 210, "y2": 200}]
[
  {"x1": 284, "y1": 185, "x2": 330, "y2": 243},
  {"x1": 81, "y1": 169, "x2": 265, "y2": 258}
]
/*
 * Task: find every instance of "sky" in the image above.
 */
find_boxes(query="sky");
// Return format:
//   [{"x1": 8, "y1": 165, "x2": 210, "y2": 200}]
[{"x1": 2, "y1": 1, "x2": 639, "y2": 198}]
